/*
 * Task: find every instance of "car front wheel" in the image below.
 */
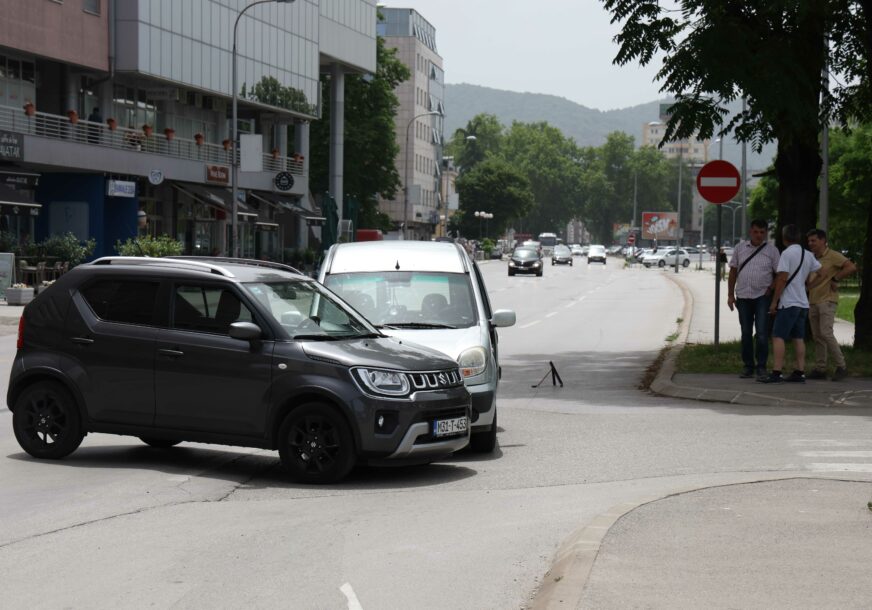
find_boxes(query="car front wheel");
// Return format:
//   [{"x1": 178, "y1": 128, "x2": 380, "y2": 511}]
[
  {"x1": 658, "y1": 260, "x2": 666, "y2": 268},
  {"x1": 278, "y1": 403, "x2": 356, "y2": 483},
  {"x1": 13, "y1": 381, "x2": 84, "y2": 460},
  {"x1": 682, "y1": 259, "x2": 690, "y2": 267}
]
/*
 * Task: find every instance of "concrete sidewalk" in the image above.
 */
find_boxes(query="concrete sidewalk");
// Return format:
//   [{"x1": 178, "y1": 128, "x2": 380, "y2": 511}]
[{"x1": 650, "y1": 267, "x2": 872, "y2": 408}]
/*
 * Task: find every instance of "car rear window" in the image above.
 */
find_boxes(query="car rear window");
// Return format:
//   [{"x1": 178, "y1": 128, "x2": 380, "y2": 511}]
[{"x1": 80, "y1": 280, "x2": 160, "y2": 326}]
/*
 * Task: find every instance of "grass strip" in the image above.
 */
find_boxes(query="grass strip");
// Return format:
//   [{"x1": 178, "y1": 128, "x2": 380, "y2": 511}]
[{"x1": 837, "y1": 289, "x2": 859, "y2": 323}]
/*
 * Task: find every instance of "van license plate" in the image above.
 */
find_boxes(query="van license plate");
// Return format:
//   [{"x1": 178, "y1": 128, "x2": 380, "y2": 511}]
[{"x1": 433, "y1": 416, "x2": 468, "y2": 438}]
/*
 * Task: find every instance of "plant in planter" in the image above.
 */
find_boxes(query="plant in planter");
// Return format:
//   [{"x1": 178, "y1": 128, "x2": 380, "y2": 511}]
[
  {"x1": 35, "y1": 280, "x2": 55, "y2": 295},
  {"x1": 194, "y1": 133, "x2": 205, "y2": 145},
  {"x1": 142, "y1": 124, "x2": 153, "y2": 137},
  {"x1": 164, "y1": 127, "x2": 175, "y2": 141},
  {"x1": 222, "y1": 138, "x2": 232, "y2": 151},
  {"x1": 106, "y1": 117, "x2": 117, "y2": 130},
  {"x1": 39, "y1": 232, "x2": 96, "y2": 268},
  {"x1": 115, "y1": 234, "x2": 185, "y2": 257},
  {"x1": 271, "y1": 148, "x2": 280, "y2": 159},
  {"x1": 6, "y1": 283, "x2": 34, "y2": 306},
  {"x1": 23, "y1": 101, "x2": 35, "y2": 116},
  {"x1": 67, "y1": 110, "x2": 79, "y2": 124}
]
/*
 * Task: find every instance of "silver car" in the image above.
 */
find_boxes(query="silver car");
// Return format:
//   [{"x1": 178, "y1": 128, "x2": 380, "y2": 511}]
[{"x1": 319, "y1": 241, "x2": 516, "y2": 453}]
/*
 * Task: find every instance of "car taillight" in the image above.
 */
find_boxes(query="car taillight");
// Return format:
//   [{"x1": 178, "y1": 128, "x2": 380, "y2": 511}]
[{"x1": 17, "y1": 315, "x2": 24, "y2": 349}]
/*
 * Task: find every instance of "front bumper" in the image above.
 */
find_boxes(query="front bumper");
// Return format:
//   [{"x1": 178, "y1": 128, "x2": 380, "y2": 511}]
[
  {"x1": 468, "y1": 383, "x2": 495, "y2": 430},
  {"x1": 509, "y1": 264, "x2": 542, "y2": 274}
]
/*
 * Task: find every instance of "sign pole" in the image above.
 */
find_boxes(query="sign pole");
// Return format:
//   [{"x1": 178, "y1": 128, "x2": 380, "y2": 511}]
[{"x1": 715, "y1": 205, "x2": 722, "y2": 347}]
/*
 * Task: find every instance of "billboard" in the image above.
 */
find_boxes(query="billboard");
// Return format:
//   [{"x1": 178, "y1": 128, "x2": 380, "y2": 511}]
[{"x1": 642, "y1": 212, "x2": 679, "y2": 240}]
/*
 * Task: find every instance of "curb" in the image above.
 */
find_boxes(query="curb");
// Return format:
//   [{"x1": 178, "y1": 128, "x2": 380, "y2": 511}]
[
  {"x1": 529, "y1": 474, "x2": 872, "y2": 609},
  {"x1": 647, "y1": 274, "x2": 850, "y2": 408}
]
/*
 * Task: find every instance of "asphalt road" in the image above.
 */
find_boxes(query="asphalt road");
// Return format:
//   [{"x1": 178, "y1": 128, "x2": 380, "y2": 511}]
[{"x1": 2, "y1": 258, "x2": 872, "y2": 609}]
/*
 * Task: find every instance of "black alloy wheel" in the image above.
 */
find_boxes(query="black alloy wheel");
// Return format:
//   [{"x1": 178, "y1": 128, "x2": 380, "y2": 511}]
[
  {"x1": 278, "y1": 403, "x2": 355, "y2": 483},
  {"x1": 139, "y1": 437, "x2": 182, "y2": 448},
  {"x1": 13, "y1": 381, "x2": 84, "y2": 459}
]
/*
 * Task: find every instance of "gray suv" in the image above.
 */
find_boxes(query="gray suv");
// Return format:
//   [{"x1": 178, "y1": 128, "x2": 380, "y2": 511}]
[{"x1": 7, "y1": 257, "x2": 471, "y2": 483}]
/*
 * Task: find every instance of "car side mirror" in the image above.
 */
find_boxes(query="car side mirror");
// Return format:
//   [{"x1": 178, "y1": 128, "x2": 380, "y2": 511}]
[
  {"x1": 491, "y1": 309, "x2": 516, "y2": 328},
  {"x1": 229, "y1": 321, "x2": 262, "y2": 341}
]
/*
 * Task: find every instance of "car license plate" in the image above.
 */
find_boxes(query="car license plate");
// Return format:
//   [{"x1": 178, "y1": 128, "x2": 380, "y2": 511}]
[{"x1": 433, "y1": 416, "x2": 468, "y2": 438}]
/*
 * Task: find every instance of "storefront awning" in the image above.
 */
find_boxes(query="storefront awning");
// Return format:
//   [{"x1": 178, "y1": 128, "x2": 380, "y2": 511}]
[
  {"x1": 249, "y1": 191, "x2": 310, "y2": 216},
  {"x1": 172, "y1": 182, "x2": 252, "y2": 213}
]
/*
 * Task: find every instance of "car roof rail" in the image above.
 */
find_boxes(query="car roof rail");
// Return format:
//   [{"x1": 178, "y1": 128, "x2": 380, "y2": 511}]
[
  {"x1": 165, "y1": 256, "x2": 304, "y2": 276},
  {"x1": 90, "y1": 256, "x2": 234, "y2": 277}
]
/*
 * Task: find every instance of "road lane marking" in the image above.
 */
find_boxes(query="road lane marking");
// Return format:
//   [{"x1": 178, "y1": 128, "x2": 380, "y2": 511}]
[
  {"x1": 520, "y1": 320, "x2": 541, "y2": 329},
  {"x1": 546, "y1": 312, "x2": 558, "y2": 318},
  {"x1": 790, "y1": 440, "x2": 872, "y2": 447},
  {"x1": 799, "y1": 451, "x2": 872, "y2": 458},
  {"x1": 806, "y1": 463, "x2": 872, "y2": 473},
  {"x1": 340, "y1": 583, "x2": 364, "y2": 610}
]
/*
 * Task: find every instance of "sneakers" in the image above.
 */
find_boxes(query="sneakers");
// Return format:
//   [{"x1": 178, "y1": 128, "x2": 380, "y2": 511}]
[
  {"x1": 784, "y1": 370, "x2": 806, "y2": 383},
  {"x1": 757, "y1": 371, "x2": 784, "y2": 384},
  {"x1": 832, "y1": 367, "x2": 848, "y2": 381},
  {"x1": 807, "y1": 369, "x2": 827, "y2": 380},
  {"x1": 740, "y1": 367, "x2": 755, "y2": 379}
]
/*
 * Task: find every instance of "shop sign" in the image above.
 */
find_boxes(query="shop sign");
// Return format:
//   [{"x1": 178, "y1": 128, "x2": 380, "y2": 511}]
[
  {"x1": 107, "y1": 180, "x2": 137, "y2": 198},
  {"x1": 274, "y1": 171, "x2": 294, "y2": 191},
  {"x1": 0, "y1": 131, "x2": 23, "y2": 161},
  {"x1": 148, "y1": 169, "x2": 165, "y2": 185},
  {"x1": 206, "y1": 165, "x2": 230, "y2": 185},
  {"x1": 0, "y1": 173, "x2": 39, "y2": 189}
]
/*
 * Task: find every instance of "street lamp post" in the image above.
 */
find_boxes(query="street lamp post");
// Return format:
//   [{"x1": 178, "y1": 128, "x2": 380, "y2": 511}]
[
  {"x1": 232, "y1": 0, "x2": 294, "y2": 258},
  {"x1": 404, "y1": 110, "x2": 441, "y2": 240}
]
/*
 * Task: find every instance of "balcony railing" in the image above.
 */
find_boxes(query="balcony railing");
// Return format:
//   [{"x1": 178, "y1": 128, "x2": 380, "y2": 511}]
[{"x1": 0, "y1": 104, "x2": 304, "y2": 176}]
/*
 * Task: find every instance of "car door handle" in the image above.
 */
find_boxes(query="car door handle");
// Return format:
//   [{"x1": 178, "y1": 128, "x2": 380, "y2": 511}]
[
  {"x1": 158, "y1": 348, "x2": 185, "y2": 358},
  {"x1": 71, "y1": 337, "x2": 94, "y2": 345}
]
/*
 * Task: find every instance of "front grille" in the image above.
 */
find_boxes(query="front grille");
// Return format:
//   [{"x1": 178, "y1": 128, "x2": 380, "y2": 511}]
[{"x1": 409, "y1": 369, "x2": 464, "y2": 391}]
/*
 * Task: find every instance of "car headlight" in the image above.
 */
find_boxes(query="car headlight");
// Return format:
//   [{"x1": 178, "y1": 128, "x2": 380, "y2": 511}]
[
  {"x1": 532, "y1": 261, "x2": 541, "y2": 267},
  {"x1": 353, "y1": 368, "x2": 410, "y2": 397},
  {"x1": 459, "y1": 346, "x2": 487, "y2": 378},
  {"x1": 508, "y1": 261, "x2": 516, "y2": 266}
]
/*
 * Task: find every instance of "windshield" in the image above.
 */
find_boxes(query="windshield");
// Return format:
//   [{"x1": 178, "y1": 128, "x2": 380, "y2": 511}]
[
  {"x1": 513, "y1": 248, "x2": 539, "y2": 259},
  {"x1": 590, "y1": 246, "x2": 606, "y2": 255},
  {"x1": 324, "y1": 271, "x2": 478, "y2": 329},
  {"x1": 554, "y1": 246, "x2": 571, "y2": 255},
  {"x1": 539, "y1": 235, "x2": 557, "y2": 247},
  {"x1": 243, "y1": 281, "x2": 378, "y2": 340}
]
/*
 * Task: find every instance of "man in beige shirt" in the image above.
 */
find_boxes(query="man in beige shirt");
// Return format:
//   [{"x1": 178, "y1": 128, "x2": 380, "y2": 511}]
[{"x1": 806, "y1": 229, "x2": 857, "y2": 381}]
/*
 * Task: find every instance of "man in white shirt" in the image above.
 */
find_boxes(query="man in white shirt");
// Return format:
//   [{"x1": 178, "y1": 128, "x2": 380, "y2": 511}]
[{"x1": 759, "y1": 225, "x2": 821, "y2": 383}]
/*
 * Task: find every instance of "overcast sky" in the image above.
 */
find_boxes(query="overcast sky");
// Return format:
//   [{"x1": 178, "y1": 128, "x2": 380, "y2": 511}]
[{"x1": 381, "y1": 0, "x2": 665, "y2": 111}]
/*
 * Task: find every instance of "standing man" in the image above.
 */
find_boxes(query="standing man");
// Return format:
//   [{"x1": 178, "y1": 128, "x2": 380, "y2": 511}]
[
  {"x1": 806, "y1": 229, "x2": 857, "y2": 380},
  {"x1": 727, "y1": 219, "x2": 781, "y2": 378},
  {"x1": 759, "y1": 224, "x2": 821, "y2": 383}
]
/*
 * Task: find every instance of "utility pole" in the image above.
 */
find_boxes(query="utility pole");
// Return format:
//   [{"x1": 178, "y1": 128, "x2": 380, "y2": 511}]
[
  {"x1": 632, "y1": 170, "x2": 638, "y2": 257},
  {"x1": 675, "y1": 147, "x2": 683, "y2": 274}
]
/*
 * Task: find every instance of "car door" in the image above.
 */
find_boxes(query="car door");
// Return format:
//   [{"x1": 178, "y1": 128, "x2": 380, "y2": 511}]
[
  {"x1": 63, "y1": 277, "x2": 161, "y2": 426},
  {"x1": 153, "y1": 282, "x2": 274, "y2": 437}
]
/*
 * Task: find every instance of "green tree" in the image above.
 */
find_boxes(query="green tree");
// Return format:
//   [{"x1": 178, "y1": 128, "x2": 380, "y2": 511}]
[
  {"x1": 445, "y1": 113, "x2": 504, "y2": 172},
  {"x1": 628, "y1": 145, "x2": 672, "y2": 226},
  {"x1": 308, "y1": 36, "x2": 410, "y2": 228},
  {"x1": 242, "y1": 76, "x2": 315, "y2": 115},
  {"x1": 455, "y1": 157, "x2": 534, "y2": 238}
]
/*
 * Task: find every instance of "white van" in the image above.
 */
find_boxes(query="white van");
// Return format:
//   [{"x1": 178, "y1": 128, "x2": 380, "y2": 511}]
[{"x1": 319, "y1": 241, "x2": 515, "y2": 452}]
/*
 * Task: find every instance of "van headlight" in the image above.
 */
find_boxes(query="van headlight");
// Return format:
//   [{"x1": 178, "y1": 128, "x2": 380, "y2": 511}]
[
  {"x1": 353, "y1": 368, "x2": 410, "y2": 397},
  {"x1": 459, "y1": 346, "x2": 487, "y2": 378}
]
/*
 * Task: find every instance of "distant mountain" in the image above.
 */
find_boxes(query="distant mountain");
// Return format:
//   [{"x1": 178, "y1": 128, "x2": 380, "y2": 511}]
[{"x1": 443, "y1": 83, "x2": 775, "y2": 171}]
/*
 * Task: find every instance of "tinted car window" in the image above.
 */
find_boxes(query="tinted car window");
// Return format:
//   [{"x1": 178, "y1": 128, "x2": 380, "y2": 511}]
[
  {"x1": 81, "y1": 280, "x2": 160, "y2": 326},
  {"x1": 173, "y1": 285, "x2": 253, "y2": 335},
  {"x1": 513, "y1": 249, "x2": 538, "y2": 259}
]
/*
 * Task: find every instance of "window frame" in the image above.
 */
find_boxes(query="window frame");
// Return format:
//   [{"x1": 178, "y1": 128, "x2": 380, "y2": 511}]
[{"x1": 169, "y1": 281, "x2": 260, "y2": 337}]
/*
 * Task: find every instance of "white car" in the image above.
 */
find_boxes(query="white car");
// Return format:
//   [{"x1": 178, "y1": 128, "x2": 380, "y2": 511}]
[
  {"x1": 587, "y1": 245, "x2": 607, "y2": 264},
  {"x1": 642, "y1": 248, "x2": 691, "y2": 268}
]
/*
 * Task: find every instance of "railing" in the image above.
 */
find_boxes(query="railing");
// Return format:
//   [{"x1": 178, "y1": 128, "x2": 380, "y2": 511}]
[{"x1": 0, "y1": 104, "x2": 304, "y2": 176}]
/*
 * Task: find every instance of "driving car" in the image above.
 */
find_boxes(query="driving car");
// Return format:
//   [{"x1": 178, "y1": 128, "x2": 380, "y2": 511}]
[
  {"x1": 8, "y1": 257, "x2": 472, "y2": 484},
  {"x1": 508, "y1": 247, "x2": 544, "y2": 276},
  {"x1": 642, "y1": 248, "x2": 691, "y2": 268},
  {"x1": 570, "y1": 244, "x2": 585, "y2": 257},
  {"x1": 319, "y1": 241, "x2": 515, "y2": 453},
  {"x1": 587, "y1": 245, "x2": 607, "y2": 264},
  {"x1": 551, "y1": 244, "x2": 573, "y2": 266}
]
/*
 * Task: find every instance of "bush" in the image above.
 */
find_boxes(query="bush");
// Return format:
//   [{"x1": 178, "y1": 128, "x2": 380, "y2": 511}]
[
  {"x1": 481, "y1": 238, "x2": 495, "y2": 257},
  {"x1": 115, "y1": 234, "x2": 184, "y2": 257},
  {"x1": 40, "y1": 233, "x2": 96, "y2": 267}
]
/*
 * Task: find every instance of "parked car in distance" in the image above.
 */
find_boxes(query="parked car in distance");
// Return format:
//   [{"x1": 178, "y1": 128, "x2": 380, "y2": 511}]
[
  {"x1": 643, "y1": 248, "x2": 691, "y2": 268},
  {"x1": 320, "y1": 241, "x2": 515, "y2": 453},
  {"x1": 552, "y1": 244, "x2": 573, "y2": 266},
  {"x1": 508, "y1": 247, "x2": 544, "y2": 277},
  {"x1": 8, "y1": 257, "x2": 474, "y2": 483},
  {"x1": 607, "y1": 245, "x2": 623, "y2": 256},
  {"x1": 587, "y1": 245, "x2": 607, "y2": 264},
  {"x1": 570, "y1": 244, "x2": 585, "y2": 257}
]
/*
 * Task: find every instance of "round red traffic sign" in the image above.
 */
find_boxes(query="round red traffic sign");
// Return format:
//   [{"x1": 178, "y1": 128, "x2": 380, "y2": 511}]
[
  {"x1": 627, "y1": 234, "x2": 636, "y2": 245},
  {"x1": 696, "y1": 160, "x2": 741, "y2": 204}
]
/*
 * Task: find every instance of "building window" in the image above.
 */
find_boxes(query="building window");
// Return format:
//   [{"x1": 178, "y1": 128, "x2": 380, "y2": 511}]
[{"x1": 83, "y1": 0, "x2": 100, "y2": 14}]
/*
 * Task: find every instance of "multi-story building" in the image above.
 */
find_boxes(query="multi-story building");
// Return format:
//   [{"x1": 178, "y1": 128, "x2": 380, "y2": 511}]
[
  {"x1": 0, "y1": 0, "x2": 375, "y2": 262},
  {"x1": 642, "y1": 104, "x2": 710, "y2": 163},
  {"x1": 377, "y1": 7, "x2": 444, "y2": 240},
  {"x1": 437, "y1": 155, "x2": 458, "y2": 237}
]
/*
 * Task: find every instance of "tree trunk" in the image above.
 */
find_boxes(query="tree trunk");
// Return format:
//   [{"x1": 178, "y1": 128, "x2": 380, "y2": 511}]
[
  {"x1": 773, "y1": 136, "x2": 821, "y2": 249},
  {"x1": 854, "y1": 194, "x2": 872, "y2": 350}
]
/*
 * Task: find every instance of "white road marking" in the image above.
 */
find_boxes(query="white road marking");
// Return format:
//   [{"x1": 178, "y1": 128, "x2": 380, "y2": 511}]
[
  {"x1": 545, "y1": 312, "x2": 558, "y2": 318},
  {"x1": 806, "y1": 463, "x2": 872, "y2": 473},
  {"x1": 790, "y1": 440, "x2": 872, "y2": 447},
  {"x1": 799, "y1": 451, "x2": 872, "y2": 458},
  {"x1": 340, "y1": 583, "x2": 364, "y2": 610},
  {"x1": 520, "y1": 320, "x2": 541, "y2": 329},
  {"x1": 700, "y1": 176, "x2": 738, "y2": 187}
]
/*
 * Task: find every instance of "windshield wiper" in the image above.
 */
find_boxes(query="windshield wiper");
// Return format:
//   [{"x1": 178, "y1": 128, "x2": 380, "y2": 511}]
[
  {"x1": 378, "y1": 322, "x2": 457, "y2": 330},
  {"x1": 292, "y1": 334, "x2": 342, "y2": 341}
]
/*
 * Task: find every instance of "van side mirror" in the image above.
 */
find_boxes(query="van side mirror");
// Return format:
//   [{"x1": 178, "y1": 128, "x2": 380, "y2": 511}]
[
  {"x1": 491, "y1": 310, "x2": 516, "y2": 328},
  {"x1": 229, "y1": 321, "x2": 262, "y2": 341}
]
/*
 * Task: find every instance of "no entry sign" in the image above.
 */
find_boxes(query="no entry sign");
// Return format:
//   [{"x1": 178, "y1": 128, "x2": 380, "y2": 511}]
[
  {"x1": 627, "y1": 234, "x2": 636, "y2": 245},
  {"x1": 696, "y1": 160, "x2": 741, "y2": 204}
]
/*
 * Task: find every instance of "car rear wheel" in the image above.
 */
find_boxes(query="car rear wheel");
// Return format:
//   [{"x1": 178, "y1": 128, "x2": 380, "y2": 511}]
[
  {"x1": 139, "y1": 437, "x2": 181, "y2": 448},
  {"x1": 278, "y1": 403, "x2": 355, "y2": 483},
  {"x1": 658, "y1": 260, "x2": 666, "y2": 268},
  {"x1": 682, "y1": 259, "x2": 690, "y2": 267},
  {"x1": 469, "y1": 411, "x2": 497, "y2": 453},
  {"x1": 13, "y1": 381, "x2": 84, "y2": 460}
]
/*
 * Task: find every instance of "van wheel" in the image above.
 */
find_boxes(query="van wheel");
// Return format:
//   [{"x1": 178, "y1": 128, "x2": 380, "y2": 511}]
[
  {"x1": 13, "y1": 381, "x2": 84, "y2": 460},
  {"x1": 278, "y1": 403, "x2": 355, "y2": 483},
  {"x1": 470, "y1": 411, "x2": 497, "y2": 453},
  {"x1": 139, "y1": 437, "x2": 181, "y2": 448}
]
